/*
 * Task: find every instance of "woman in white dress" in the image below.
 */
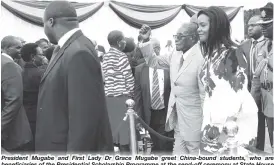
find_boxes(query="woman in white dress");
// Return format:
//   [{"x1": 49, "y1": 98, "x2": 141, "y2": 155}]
[{"x1": 197, "y1": 6, "x2": 258, "y2": 154}]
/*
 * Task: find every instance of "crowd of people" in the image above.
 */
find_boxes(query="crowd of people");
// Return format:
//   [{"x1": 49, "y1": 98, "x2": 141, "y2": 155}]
[{"x1": 1, "y1": 0, "x2": 273, "y2": 155}]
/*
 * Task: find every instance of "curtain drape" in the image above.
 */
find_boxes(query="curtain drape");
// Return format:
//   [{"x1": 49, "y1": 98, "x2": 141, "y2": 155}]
[
  {"x1": 184, "y1": 4, "x2": 243, "y2": 21},
  {"x1": 1, "y1": 0, "x2": 243, "y2": 30},
  {"x1": 1, "y1": 0, "x2": 104, "y2": 26},
  {"x1": 109, "y1": 1, "x2": 182, "y2": 29}
]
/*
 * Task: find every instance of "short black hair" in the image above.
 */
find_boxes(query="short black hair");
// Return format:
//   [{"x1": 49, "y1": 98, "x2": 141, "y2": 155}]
[
  {"x1": 198, "y1": 6, "x2": 237, "y2": 57},
  {"x1": 44, "y1": 1, "x2": 77, "y2": 21},
  {"x1": 35, "y1": 38, "x2": 49, "y2": 45},
  {"x1": 123, "y1": 37, "x2": 136, "y2": 53},
  {"x1": 44, "y1": 46, "x2": 55, "y2": 61},
  {"x1": 20, "y1": 43, "x2": 39, "y2": 62},
  {"x1": 107, "y1": 30, "x2": 124, "y2": 46}
]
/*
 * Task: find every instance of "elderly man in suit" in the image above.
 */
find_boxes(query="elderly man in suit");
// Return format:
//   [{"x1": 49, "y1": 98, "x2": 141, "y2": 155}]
[
  {"x1": 1, "y1": 36, "x2": 32, "y2": 152},
  {"x1": 135, "y1": 39, "x2": 173, "y2": 153},
  {"x1": 139, "y1": 23, "x2": 205, "y2": 155},
  {"x1": 35, "y1": 1, "x2": 113, "y2": 152},
  {"x1": 239, "y1": 15, "x2": 267, "y2": 151}
]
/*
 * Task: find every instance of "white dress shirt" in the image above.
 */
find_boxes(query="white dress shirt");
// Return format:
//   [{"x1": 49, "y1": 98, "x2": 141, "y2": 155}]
[
  {"x1": 58, "y1": 28, "x2": 80, "y2": 48},
  {"x1": 149, "y1": 67, "x2": 165, "y2": 110}
]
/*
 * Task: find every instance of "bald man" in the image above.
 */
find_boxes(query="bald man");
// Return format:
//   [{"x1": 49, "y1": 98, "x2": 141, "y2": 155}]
[
  {"x1": 35, "y1": 1, "x2": 113, "y2": 152},
  {"x1": 240, "y1": 15, "x2": 267, "y2": 91},
  {"x1": 1, "y1": 36, "x2": 32, "y2": 151},
  {"x1": 239, "y1": 15, "x2": 268, "y2": 151},
  {"x1": 134, "y1": 38, "x2": 173, "y2": 153},
  {"x1": 138, "y1": 23, "x2": 205, "y2": 154}
]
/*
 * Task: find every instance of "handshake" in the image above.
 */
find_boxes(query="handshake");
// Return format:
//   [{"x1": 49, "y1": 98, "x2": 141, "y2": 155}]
[{"x1": 139, "y1": 24, "x2": 152, "y2": 42}]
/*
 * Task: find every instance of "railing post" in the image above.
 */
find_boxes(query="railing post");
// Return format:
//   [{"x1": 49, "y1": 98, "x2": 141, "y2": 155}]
[
  {"x1": 223, "y1": 120, "x2": 239, "y2": 155},
  {"x1": 126, "y1": 99, "x2": 137, "y2": 155}
]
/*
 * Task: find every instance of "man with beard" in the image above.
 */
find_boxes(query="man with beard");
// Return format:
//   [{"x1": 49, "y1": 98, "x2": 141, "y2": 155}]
[{"x1": 35, "y1": 1, "x2": 113, "y2": 152}]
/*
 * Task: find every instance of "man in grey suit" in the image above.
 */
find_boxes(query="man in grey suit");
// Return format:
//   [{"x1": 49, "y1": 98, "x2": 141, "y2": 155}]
[
  {"x1": 35, "y1": 1, "x2": 113, "y2": 152},
  {"x1": 1, "y1": 36, "x2": 32, "y2": 152},
  {"x1": 139, "y1": 23, "x2": 205, "y2": 155}
]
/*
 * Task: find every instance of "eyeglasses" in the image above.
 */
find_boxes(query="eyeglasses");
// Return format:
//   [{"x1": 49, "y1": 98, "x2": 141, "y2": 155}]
[{"x1": 173, "y1": 34, "x2": 195, "y2": 40}]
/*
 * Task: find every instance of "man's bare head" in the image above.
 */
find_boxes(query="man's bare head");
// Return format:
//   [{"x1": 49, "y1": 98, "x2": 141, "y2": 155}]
[
  {"x1": 248, "y1": 15, "x2": 263, "y2": 39},
  {"x1": 174, "y1": 23, "x2": 198, "y2": 52},
  {"x1": 43, "y1": 1, "x2": 79, "y2": 44},
  {"x1": 1, "y1": 35, "x2": 22, "y2": 59},
  {"x1": 151, "y1": 38, "x2": 161, "y2": 55}
]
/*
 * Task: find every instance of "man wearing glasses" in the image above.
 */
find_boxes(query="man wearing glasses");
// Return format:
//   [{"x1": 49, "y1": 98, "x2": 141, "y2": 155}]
[{"x1": 138, "y1": 23, "x2": 205, "y2": 155}]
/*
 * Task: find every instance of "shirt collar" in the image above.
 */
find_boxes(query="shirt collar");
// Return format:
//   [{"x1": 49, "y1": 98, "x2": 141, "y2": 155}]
[
  {"x1": 182, "y1": 42, "x2": 199, "y2": 60},
  {"x1": 252, "y1": 36, "x2": 265, "y2": 43},
  {"x1": 2, "y1": 53, "x2": 13, "y2": 61},
  {"x1": 58, "y1": 28, "x2": 80, "y2": 48}
]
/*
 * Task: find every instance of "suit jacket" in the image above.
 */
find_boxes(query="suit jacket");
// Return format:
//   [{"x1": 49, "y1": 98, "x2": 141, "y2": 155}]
[
  {"x1": 22, "y1": 63, "x2": 47, "y2": 133},
  {"x1": 35, "y1": 30, "x2": 114, "y2": 152},
  {"x1": 239, "y1": 38, "x2": 267, "y2": 91},
  {"x1": 1, "y1": 55, "x2": 32, "y2": 150},
  {"x1": 134, "y1": 63, "x2": 171, "y2": 125},
  {"x1": 140, "y1": 42, "x2": 205, "y2": 141}
]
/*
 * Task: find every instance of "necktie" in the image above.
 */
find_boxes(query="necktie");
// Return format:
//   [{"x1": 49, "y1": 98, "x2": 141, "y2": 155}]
[
  {"x1": 251, "y1": 40, "x2": 258, "y2": 75},
  {"x1": 48, "y1": 45, "x2": 60, "y2": 66},
  {"x1": 178, "y1": 55, "x2": 184, "y2": 71},
  {"x1": 151, "y1": 69, "x2": 162, "y2": 110}
]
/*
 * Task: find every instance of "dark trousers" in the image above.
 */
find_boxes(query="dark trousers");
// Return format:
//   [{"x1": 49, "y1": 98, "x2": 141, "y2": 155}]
[
  {"x1": 256, "y1": 101, "x2": 265, "y2": 151},
  {"x1": 150, "y1": 109, "x2": 174, "y2": 154}
]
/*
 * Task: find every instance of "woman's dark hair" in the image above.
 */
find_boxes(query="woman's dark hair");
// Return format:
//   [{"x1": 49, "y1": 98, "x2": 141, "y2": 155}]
[
  {"x1": 197, "y1": 6, "x2": 237, "y2": 57},
  {"x1": 44, "y1": 46, "x2": 55, "y2": 61},
  {"x1": 123, "y1": 37, "x2": 136, "y2": 53},
  {"x1": 20, "y1": 43, "x2": 39, "y2": 62}
]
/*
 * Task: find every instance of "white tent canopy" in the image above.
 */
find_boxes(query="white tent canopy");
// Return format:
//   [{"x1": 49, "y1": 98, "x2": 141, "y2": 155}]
[{"x1": 1, "y1": 0, "x2": 267, "y2": 50}]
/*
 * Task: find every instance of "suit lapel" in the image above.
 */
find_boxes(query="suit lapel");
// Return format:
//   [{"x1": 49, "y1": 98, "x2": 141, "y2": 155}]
[
  {"x1": 40, "y1": 31, "x2": 83, "y2": 83},
  {"x1": 174, "y1": 51, "x2": 194, "y2": 82}
]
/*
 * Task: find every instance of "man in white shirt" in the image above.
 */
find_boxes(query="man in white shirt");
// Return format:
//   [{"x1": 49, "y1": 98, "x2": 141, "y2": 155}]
[
  {"x1": 138, "y1": 23, "x2": 205, "y2": 155},
  {"x1": 135, "y1": 39, "x2": 173, "y2": 153},
  {"x1": 35, "y1": 1, "x2": 113, "y2": 152}
]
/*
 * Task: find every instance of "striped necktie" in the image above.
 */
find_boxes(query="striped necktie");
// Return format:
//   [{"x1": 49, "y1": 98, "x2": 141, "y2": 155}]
[
  {"x1": 151, "y1": 69, "x2": 163, "y2": 110},
  {"x1": 250, "y1": 40, "x2": 258, "y2": 75},
  {"x1": 178, "y1": 55, "x2": 184, "y2": 71}
]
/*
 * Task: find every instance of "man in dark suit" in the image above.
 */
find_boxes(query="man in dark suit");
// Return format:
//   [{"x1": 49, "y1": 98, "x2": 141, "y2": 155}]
[
  {"x1": 239, "y1": 15, "x2": 267, "y2": 151},
  {"x1": 135, "y1": 39, "x2": 173, "y2": 153},
  {"x1": 1, "y1": 36, "x2": 32, "y2": 152},
  {"x1": 20, "y1": 43, "x2": 47, "y2": 151},
  {"x1": 35, "y1": 1, "x2": 113, "y2": 152}
]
